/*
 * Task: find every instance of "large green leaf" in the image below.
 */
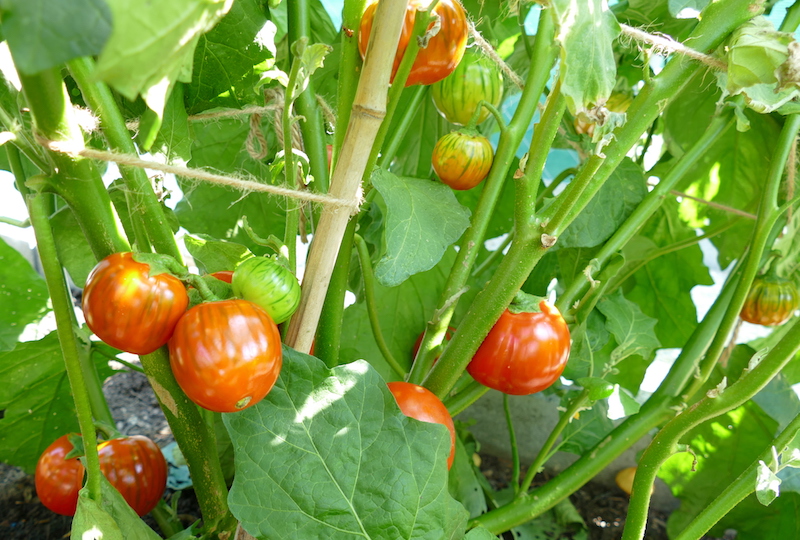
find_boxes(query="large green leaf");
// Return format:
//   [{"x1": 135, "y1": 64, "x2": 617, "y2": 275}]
[
  {"x1": 550, "y1": 0, "x2": 620, "y2": 114},
  {"x1": 223, "y1": 347, "x2": 468, "y2": 539},
  {"x1": 341, "y1": 250, "x2": 456, "y2": 382},
  {"x1": 557, "y1": 158, "x2": 647, "y2": 249},
  {"x1": 0, "y1": 0, "x2": 111, "y2": 74},
  {"x1": 176, "y1": 117, "x2": 285, "y2": 253},
  {"x1": 372, "y1": 170, "x2": 471, "y2": 287},
  {"x1": 625, "y1": 201, "x2": 713, "y2": 348},
  {"x1": 663, "y1": 72, "x2": 781, "y2": 266},
  {"x1": 96, "y1": 0, "x2": 232, "y2": 115},
  {"x1": 0, "y1": 332, "x2": 116, "y2": 473},
  {"x1": 660, "y1": 402, "x2": 778, "y2": 536},
  {"x1": 186, "y1": 0, "x2": 275, "y2": 113},
  {"x1": 0, "y1": 237, "x2": 49, "y2": 351}
]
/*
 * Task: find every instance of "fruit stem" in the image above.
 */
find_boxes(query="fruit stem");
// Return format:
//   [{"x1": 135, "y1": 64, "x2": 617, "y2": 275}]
[
  {"x1": 67, "y1": 56, "x2": 184, "y2": 262},
  {"x1": 354, "y1": 233, "x2": 406, "y2": 378},
  {"x1": 503, "y1": 394, "x2": 521, "y2": 492},
  {"x1": 287, "y1": 0, "x2": 330, "y2": 194},
  {"x1": 517, "y1": 389, "x2": 589, "y2": 496},
  {"x1": 22, "y1": 186, "x2": 103, "y2": 503},
  {"x1": 443, "y1": 380, "x2": 489, "y2": 416}
]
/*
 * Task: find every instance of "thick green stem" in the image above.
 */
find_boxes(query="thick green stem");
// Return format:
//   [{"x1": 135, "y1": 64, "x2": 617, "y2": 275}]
[
  {"x1": 535, "y1": 168, "x2": 575, "y2": 209},
  {"x1": 16, "y1": 67, "x2": 129, "y2": 258},
  {"x1": 780, "y1": 0, "x2": 800, "y2": 32},
  {"x1": 423, "y1": 0, "x2": 757, "y2": 400},
  {"x1": 408, "y1": 11, "x2": 559, "y2": 387},
  {"x1": 556, "y1": 113, "x2": 734, "y2": 313},
  {"x1": 444, "y1": 381, "x2": 489, "y2": 416},
  {"x1": 378, "y1": 86, "x2": 428, "y2": 167},
  {"x1": 516, "y1": 82, "x2": 566, "y2": 229},
  {"x1": 674, "y1": 411, "x2": 800, "y2": 540},
  {"x1": 138, "y1": 349, "x2": 237, "y2": 537},
  {"x1": 517, "y1": 390, "x2": 589, "y2": 496},
  {"x1": 332, "y1": 0, "x2": 368, "y2": 164},
  {"x1": 25, "y1": 190, "x2": 103, "y2": 503},
  {"x1": 315, "y1": 221, "x2": 356, "y2": 367},
  {"x1": 685, "y1": 114, "x2": 800, "y2": 399},
  {"x1": 355, "y1": 234, "x2": 405, "y2": 378},
  {"x1": 288, "y1": 0, "x2": 330, "y2": 193},
  {"x1": 621, "y1": 317, "x2": 800, "y2": 540},
  {"x1": 67, "y1": 57, "x2": 183, "y2": 262}
]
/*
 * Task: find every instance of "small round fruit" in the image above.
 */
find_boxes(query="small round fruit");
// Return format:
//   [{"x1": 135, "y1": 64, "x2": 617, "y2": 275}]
[
  {"x1": 82, "y1": 252, "x2": 189, "y2": 355},
  {"x1": 740, "y1": 274, "x2": 799, "y2": 326},
  {"x1": 169, "y1": 299, "x2": 283, "y2": 412},
  {"x1": 431, "y1": 49, "x2": 504, "y2": 126},
  {"x1": 387, "y1": 381, "x2": 456, "y2": 469},
  {"x1": 432, "y1": 130, "x2": 494, "y2": 190},
  {"x1": 358, "y1": 0, "x2": 468, "y2": 87},
  {"x1": 232, "y1": 257, "x2": 301, "y2": 324},
  {"x1": 35, "y1": 434, "x2": 84, "y2": 516},
  {"x1": 97, "y1": 436, "x2": 167, "y2": 516},
  {"x1": 35, "y1": 434, "x2": 167, "y2": 517},
  {"x1": 467, "y1": 300, "x2": 571, "y2": 395}
]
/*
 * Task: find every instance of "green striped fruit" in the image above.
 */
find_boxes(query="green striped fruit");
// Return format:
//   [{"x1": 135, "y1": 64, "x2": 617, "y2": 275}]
[
  {"x1": 431, "y1": 49, "x2": 504, "y2": 126},
  {"x1": 432, "y1": 130, "x2": 494, "y2": 190},
  {"x1": 232, "y1": 257, "x2": 301, "y2": 324}
]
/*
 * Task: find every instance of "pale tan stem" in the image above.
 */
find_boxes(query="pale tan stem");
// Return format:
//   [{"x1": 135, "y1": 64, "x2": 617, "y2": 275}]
[{"x1": 284, "y1": 0, "x2": 409, "y2": 353}]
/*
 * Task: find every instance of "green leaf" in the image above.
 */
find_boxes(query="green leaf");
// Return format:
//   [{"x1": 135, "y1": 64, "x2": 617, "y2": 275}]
[
  {"x1": 464, "y1": 526, "x2": 497, "y2": 540},
  {"x1": 341, "y1": 250, "x2": 457, "y2": 382},
  {"x1": 756, "y1": 460, "x2": 781, "y2": 506},
  {"x1": 0, "y1": 332, "x2": 116, "y2": 473},
  {"x1": 448, "y1": 434, "x2": 488, "y2": 519},
  {"x1": 186, "y1": 0, "x2": 276, "y2": 113},
  {"x1": 49, "y1": 206, "x2": 97, "y2": 287},
  {"x1": 560, "y1": 399, "x2": 614, "y2": 456},
  {"x1": 624, "y1": 201, "x2": 712, "y2": 348},
  {"x1": 510, "y1": 498, "x2": 588, "y2": 539},
  {"x1": 0, "y1": 236, "x2": 49, "y2": 351},
  {"x1": 597, "y1": 289, "x2": 661, "y2": 366},
  {"x1": 72, "y1": 475, "x2": 162, "y2": 540},
  {"x1": 223, "y1": 348, "x2": 469, "y2": 539},
  {"x1": 556, "y1": 158, "x2": 647, "y2": 249},
  {"x1": 576, "y1": 377, "x2": 614, "y2": 401},
  {"x1": 372, "y1": 170, "x2": 471, "y2": 287},
  {"x1": 151, "y1": 83, "x2": 192, "y2": 160},
  {"x1": 95, "y1": 0, "x2": 233, "y2": 116},
  {"x1": 183, "y1": 234, "x2": 253, "y2": 274},
  {"x1": 550, "y1": 0, "x2": 620, "y2": 115},
  {"x1": 660, "y1": 402, "x2": 778, "y2": 536},
  {"x1": 562, "y1": 310, "x2": 611, "y2": 382},
  {"x1": 175, "y1": 117, "x2": 285, "y2": 254},
  {"x1": 291, "y1": 40, "x2": 333, "y2": 97},
  {"x1": 0, "y1": 0, "x2": 111, "y2": 74}
]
